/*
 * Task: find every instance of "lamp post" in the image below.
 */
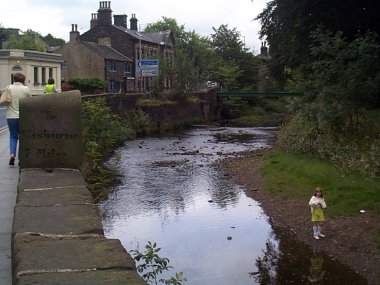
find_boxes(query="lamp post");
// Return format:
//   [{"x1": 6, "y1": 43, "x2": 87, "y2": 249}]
[
  {"x1": 136, "y1": 32, "x2": 143, "y2": 60},
  {"x1": 136, "y1": 32, "x2": 143, "y2": 92}
]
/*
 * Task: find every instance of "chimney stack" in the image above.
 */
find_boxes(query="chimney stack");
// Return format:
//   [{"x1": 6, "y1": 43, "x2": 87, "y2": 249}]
[
  {"x1": 97, "y1": 1, "x2": 112, "y2": 26},
  {"x1": 260, "y1": 41, "x2": 268, "y2": 57},
  {"x1": 90, "y1": 13, "x2": 98, "y2": 29},
  {"x1": 70, "y1": 24, "x2": 80, "y2": 42},
  {"x1": 114, "y1": 14, "x2": 127, "y2": 29},
  {"x1": 130, "y1": 13, "x2": 138, "y2": 31}
]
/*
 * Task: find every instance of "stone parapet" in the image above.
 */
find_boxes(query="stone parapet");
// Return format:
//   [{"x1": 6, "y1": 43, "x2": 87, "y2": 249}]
[{"x1": 12, "y1": 168, "x2": 146, "y2": 285}]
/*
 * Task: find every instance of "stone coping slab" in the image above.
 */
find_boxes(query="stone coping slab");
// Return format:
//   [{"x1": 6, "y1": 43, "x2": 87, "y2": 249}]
[
  {"x1": 18, "y1": 169, "x2": 86, "y2": 191},
  {"x1": 12, "y1": 167, "x2": 147, "y2": 284},
  {"x1": 13, "y1": 205, "x2": 103, "y2": 235},
  {"x1": 13, "y1": 236, "x2": 143, "y2": 283},
  {"x1": 16, "y1": 186, "x2": 93, "y2": 207},
  {"x1": 16, "y1": 270, "x2": 146, "y2": 285}
]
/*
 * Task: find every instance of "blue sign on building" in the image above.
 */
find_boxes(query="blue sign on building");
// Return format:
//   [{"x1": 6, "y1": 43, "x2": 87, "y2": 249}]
[{"x1": 136, "y1": 59, "x2": 159, "y2": 77}]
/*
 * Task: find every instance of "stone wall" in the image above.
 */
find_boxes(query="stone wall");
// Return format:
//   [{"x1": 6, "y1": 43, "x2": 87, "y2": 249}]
[
  {"x1": 12, "y1": 168, "x2": 146, "y2": 285},
  {"x1": 82, "y1": 90, "x2": 220, "y2": 129},
  {"x1": 14, "y1": 90, "x2": 147, "y2": 284}
]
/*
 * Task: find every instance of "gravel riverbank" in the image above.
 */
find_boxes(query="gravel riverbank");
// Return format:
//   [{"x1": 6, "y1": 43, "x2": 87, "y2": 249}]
[{"x1": 220, "y1": 147, "x2": 380, "y2": 285}]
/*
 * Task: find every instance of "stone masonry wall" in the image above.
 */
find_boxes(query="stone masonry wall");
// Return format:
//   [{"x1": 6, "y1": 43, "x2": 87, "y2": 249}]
[{"x1": 12, "y1": 168, "x2": 147, "y2": 285}]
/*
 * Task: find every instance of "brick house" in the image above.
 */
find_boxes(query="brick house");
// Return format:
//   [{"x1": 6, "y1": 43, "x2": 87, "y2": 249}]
[
  {"x1": 57, "y1": 1, "x2": 175, "y2": 93},
  {"x1": 55, "y1": 24, "x2": 133, "y2": 93}
]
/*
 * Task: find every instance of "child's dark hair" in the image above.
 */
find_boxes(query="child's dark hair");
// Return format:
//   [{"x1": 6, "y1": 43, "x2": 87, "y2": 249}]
[
  {"x1": 314, "y1": 187, "x2": 323, "y2": 197},
  {"x1": 48, "y1": 78, "x2": 55, "y2": 84}
]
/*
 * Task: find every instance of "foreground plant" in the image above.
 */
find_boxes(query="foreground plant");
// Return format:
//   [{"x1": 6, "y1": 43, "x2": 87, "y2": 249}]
[{"x1": 131, "y1": 241, "x2": 186, "y2": 285}]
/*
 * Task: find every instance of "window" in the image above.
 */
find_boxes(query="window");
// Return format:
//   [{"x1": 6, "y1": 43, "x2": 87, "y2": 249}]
[
  {"x1": 107, "y1": 61, "x2": 116, "y2": 72},
  {"x1": 124, "y1": 63, "x2": 131, "y2": 74},
  {"x1": 108, "y1": 80, "x2": 116, "y2": 92},
  {"x1": 49, "y1": 68, "x2": 53, "y2": 79},
  {"x1": 41, "y1": 67, "x2": 46, "y2": 84},
  {"x1": 33, "y1": 67, "x2": 39, "y2": 85}
]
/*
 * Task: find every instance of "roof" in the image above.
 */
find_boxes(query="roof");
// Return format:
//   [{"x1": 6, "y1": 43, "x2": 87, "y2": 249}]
[
  {"x1": 142, "y1": 30, "x2": 174, "y2": 46},
  {"x1": 81, "y1": 41, "x2": 132, "y2": 62},
  {"x1": 113, "y1": 26, "x2": 174, "y2": 47}
]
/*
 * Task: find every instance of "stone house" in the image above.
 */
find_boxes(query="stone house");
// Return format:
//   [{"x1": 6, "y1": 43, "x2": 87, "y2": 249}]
[
  {"x1": 55, "y1": 24, "x2": 133, "y2": 93},
  {"x1": 0, "y1": 49, "x2": 63, "y2": 95},
  {"x1": 57, "y1": 1, "x2": 175, "y2": 93}
]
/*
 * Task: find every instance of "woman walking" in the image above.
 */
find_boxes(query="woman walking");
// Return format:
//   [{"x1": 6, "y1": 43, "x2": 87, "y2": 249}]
[{"x1": 6, "y1": 72, "x2": 32, "y2": 165}]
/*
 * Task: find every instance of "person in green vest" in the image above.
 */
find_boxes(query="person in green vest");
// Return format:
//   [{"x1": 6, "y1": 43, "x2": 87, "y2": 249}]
[{"x1": 44, "y1": 78, "x2": 57, "y2": 94}]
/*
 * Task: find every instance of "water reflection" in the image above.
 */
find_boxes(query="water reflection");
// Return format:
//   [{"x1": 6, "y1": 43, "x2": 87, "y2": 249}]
[
  {"x1": 252, "y1": 226, "x2": 367, "y2": 285},
  {"x1": 308, "y1": 245, "x2": 326, "y2": 284},
  {"x1": 99, "y1": 127, "x2": 367, "y2": 285}
]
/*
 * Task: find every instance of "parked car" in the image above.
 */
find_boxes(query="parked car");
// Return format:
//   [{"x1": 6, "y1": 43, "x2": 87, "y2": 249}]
[{"x1": 207, "y1": 81, "x2": 217, "y2": 88}]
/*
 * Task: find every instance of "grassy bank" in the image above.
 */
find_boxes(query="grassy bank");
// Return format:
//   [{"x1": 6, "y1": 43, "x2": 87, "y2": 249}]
[{"x1": 260, "y1": 150, "x2": 380, "y2": 247}]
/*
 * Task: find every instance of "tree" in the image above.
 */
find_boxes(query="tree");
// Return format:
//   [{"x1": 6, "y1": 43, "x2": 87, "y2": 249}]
[
  {"x1": 256, "y1": 0, "x2": 380, "y2": 83},
  {"x1": 216, "y1": 62, "x2": 243, "y2": 90},
  {"x1": 211, "y1": 24, "x2": 258, "y2": 90},
  {"x1": 42, "y1": 33, "x2": 66, "y2": 46},
  {"x1": 0, "y1": 24, "x2": 9, "y2": 45},
  {"x1": 145, "y1": 17, "x2": 215, "y2": 93},
  {"x1": 146, "y1": 18, "x2": 259, "y2": 93},
  {"x1": 5, "y1": 29, "x2": 46, "y2": 51},
  {"x1": 306, "y1": 29, "x2": 380, "y2": 131}
]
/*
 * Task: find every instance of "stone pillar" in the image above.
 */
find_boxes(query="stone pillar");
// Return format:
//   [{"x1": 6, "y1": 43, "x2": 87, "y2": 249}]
[{"x1": 19, "y1": 90, "x2": 83, "y2": 169}]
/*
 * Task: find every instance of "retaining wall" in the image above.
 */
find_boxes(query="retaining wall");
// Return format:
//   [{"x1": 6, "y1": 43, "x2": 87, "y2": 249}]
[{"x1": 12, "y1": 168, "x2": 146, "y2": 285}]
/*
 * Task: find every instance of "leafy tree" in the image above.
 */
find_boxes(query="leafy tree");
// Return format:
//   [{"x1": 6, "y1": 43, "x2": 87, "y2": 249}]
[
  {"x1": 300, "y1": 29, "x2": 380, "y2": 131},
  {"x1": 256, "y1": 0, "x2": 380, "y2": 83},
  {"x1": 145, "y1": 17, "x2": 188, "y2": 45},
  {"x1": 211, "y1": 24, "x2": 258, "y2": 90},
  {"x1": 216, "y1": 61, "x2": 242, "y2": 90},
  {"x1": 146, "y1": 18, "x2": 259, "y2": 93},
  {"x1": 0, "y1": 25, "x2": 9, "y2": 45},
  {"x1": 277, "y1": 29, "x2": 380, "y2": 178},
  {"x1": 145, "y1": 17, "x2": 215, "y2": 93},
  {"x1": 42, "y1": 33, "x2": 66, "y2": 46},
  {"x1": 5, "y1": 29, "x2": 46, "y2": 51}
]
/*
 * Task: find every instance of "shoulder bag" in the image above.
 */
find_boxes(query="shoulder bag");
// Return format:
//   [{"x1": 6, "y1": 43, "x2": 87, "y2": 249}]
[{"x1": 0, "y1": 86, "x2": 12, "y2": 106}]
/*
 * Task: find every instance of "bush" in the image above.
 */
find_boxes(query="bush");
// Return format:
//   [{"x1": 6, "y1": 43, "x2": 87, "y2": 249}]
[
  {"x1": 131, "y1": 241, "x2": 186, "y2": 285},
  {"x1": 123, "y1": 109, "x2": 151, "y2": 137},
  {"x1": 82, "y1": 98, "x2": 134, "y2": 164},
  {"x1": 276, "y1": 106, "x2": 380, "y2": 179},
  {"x1": 69, "y1": 78, "x2": 106, "y2": 94}
]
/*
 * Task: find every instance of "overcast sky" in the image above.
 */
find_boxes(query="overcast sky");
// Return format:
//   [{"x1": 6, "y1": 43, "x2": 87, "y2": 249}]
[{"x1": 2, "y1": 0, "x2": 268, "y2": 54}]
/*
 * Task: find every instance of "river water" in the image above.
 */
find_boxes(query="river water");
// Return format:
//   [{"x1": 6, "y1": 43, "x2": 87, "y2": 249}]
[{"x1": 99, "y1": 126, "x2": 367, "y2": 285}]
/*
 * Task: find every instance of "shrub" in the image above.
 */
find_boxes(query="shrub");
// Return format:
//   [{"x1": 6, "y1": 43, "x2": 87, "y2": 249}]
[
  {"x1": 69, "y1": 78, "x2": 106, "y2": 94},
  {"x1": 82, "y1": 98, "x2": 134, "y2": 164},
  {"x1": 131, "y1": 241, "x2": 187, "y2": 285}
]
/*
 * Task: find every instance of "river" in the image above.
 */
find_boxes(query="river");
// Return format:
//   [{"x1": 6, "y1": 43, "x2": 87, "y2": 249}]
[{"x1": 99, "y1": 126, "x2": 366, "y2": 285}]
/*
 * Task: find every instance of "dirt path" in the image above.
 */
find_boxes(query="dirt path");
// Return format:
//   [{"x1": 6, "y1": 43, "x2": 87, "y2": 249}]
[{"x1": 220, "y1": 147, "x2": 380, "y2": 285}]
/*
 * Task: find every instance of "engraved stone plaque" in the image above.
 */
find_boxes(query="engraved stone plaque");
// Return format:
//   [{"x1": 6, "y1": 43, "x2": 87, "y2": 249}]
[{"x1": 19, "y1": 90, "x2": 83, "y2": 169}]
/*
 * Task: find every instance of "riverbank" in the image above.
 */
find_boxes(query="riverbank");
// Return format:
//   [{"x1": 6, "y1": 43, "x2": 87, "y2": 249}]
[{"x1": 220, "y1": 148, "x2": 380, "y2": 285}]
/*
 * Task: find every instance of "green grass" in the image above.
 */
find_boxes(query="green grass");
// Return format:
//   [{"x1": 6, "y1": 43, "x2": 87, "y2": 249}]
[{"x1": 260, "y1": 151, "x2": 380, "y2": 216}]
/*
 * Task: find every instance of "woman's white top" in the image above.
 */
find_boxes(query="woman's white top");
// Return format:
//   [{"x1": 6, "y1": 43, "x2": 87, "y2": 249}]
[{"x1": 6, "y1": 82, "x2": 32, "y2": 119}]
